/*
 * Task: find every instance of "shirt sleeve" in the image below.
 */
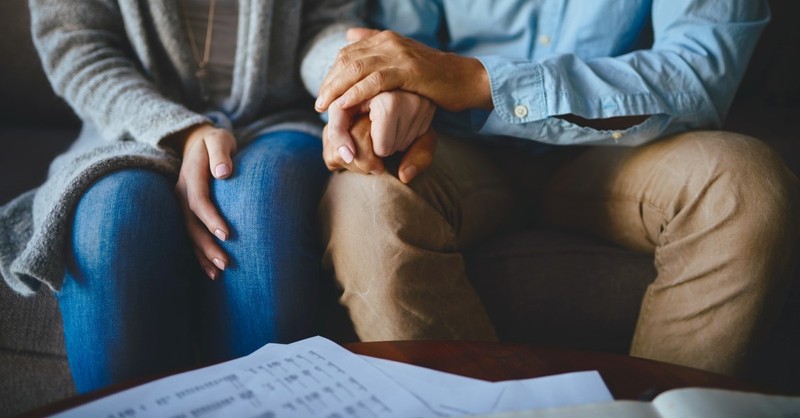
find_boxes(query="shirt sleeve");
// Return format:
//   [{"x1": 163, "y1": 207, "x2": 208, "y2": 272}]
[
  {"x1": 475, "y1": 0, "x2": 770, "y2": 146},
  {"x1": 30, "y1": 0, "x2": 208, "y2": 148}
]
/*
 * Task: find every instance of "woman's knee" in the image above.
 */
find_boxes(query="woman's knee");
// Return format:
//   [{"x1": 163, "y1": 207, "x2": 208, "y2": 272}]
[
  {"x1": 213, "y1": 131, "x2": 328, "y2": 215},
  {"x1": 70, "y1": 168, "x2": 186, "y2": 271}
]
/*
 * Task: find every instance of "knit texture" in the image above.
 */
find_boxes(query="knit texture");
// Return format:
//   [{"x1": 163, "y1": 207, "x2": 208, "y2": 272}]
[{"x1": 0, "y1": 0, "x2": 360, "y2": 296}]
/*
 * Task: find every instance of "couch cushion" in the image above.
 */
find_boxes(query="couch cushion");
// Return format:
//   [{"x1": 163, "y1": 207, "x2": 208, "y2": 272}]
[
  {"x1": 0, "y1": 350, "x2": 73, "y2": 418},
  {"x1": 467, "y1": 229, "x2": 655, "y2": 354},
  {"x1": 0, "y1": 278, "x2": 65, "y2": 356},
  {"x1": 0, "y1": 0, "x2": 77, "y2": 127},
  {"x1": 0, "y1": 126, "x2": 76, "y2": 205}
]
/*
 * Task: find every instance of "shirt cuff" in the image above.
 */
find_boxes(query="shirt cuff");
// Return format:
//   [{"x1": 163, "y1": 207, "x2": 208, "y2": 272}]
[{"x1": 476, "y1": 55, "x2": 549, "y2": 124}]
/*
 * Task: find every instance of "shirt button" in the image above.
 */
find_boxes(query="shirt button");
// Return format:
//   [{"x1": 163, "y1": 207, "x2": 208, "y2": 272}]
[
  {"x1": 514, "y1": 104, "x2": 529, "y2": 118},
  {"x1": 612, "y1": 131, "x2": 623, "y2": 141},
  {"x1": 538, "y1": 35, "x2": 552, "y2": 46}
]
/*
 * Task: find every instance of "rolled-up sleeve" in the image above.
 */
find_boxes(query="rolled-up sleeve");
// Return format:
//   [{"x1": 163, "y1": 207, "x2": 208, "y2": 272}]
[{"x1": 475, "y1": 0, "x2": 769, "y2": 146}]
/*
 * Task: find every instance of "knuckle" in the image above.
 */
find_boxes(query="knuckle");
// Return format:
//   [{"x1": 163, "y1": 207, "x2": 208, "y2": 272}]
[
  {"x1": 382, "y1": 30, "x2": 399, "y2": 41},
  {"x1": 187, "y1": 195, "x2": 204, "y2": 213},
  {"x1": 346, "y1": 60, "x2": 364, "y2": 78},
  {"x1": 368, "y1": 71, "x2": 385, "y2": 88},
  {"x1": 334, "y1": 53, "x2": 349, "y2": 70}
]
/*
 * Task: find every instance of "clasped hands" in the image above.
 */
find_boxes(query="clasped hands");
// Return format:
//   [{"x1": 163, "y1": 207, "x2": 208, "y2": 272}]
[
  {"x1": 174, "y1": 28, "x2": 492, "y2": 280},
  {"x1": 315, "y1": 28, "x2": 493, "y2": 183}
]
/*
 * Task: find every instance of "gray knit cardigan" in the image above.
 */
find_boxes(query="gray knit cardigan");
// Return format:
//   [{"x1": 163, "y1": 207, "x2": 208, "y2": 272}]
[{"x1": 0, "y1": 0, "x2": 359, "y2": 296}]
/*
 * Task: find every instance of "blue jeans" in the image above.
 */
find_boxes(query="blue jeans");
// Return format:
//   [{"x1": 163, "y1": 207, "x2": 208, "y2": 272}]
[{"x1": 57, "y1": 131, "x2": 328, "y2": 393}]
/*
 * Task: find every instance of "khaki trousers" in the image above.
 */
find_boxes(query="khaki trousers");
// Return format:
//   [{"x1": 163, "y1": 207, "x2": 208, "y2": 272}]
[{"x1": 319, "y1": 130, "x2": 800, "y2": 376}]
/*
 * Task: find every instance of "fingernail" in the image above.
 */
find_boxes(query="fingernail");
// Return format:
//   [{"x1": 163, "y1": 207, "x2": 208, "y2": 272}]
[
  {"x1": 212, "y1": 258, "x2": 226, "y2": 271},
  {"x1": 370, "y1": 169, "x2": 383, "y2": 175},
  {"x1": 214, "y1": 229, "x2": 228, "y2": 241},
  {"x1": 335, "y1": 96, "x2": 347, "y2": 108},
  {"x1": 214, "y1": 163, "x2": 230, "y2": 178},
  {"x1": 205, "y1": 267, "x2": 217, "y2": 280},
  {"x1": 338, "y1": 146, "x2": 354, "y2": 164},
  {"x1": 315, "y1": 96, "x2": 324, "y2": 110},
  {"x1": 401, "y1": 165, "x2": 418, "y2": 183}
]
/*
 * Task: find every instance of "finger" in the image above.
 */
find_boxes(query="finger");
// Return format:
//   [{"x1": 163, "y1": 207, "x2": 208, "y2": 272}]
[
  {"x1": 405, "y1": 98, "x2": 436, "y2": 151},
  {"x1": 327, "y1": 103, "x2": 362, "y2": 164},
  {"x1": 318, "y1": 57, "x2": 401, "y2": 111},
  {"x1": 176, "y1": 179, "x2": 228, "y2": 280},
  {"x1": 369, "y1": 94, "x2": 399, "y2": 157},
  {"x1": 186, "y1": 216, "x2": 228, "y2": 280},
  {"x1": 335, "y1": 68, "x2": 404, "y2": 110},
  {"x1": 322, "y1": 125, "x2": 346, "y2": 172},
  {"x1": 398, "y1": 128, "x2": 437, "y2": 184},
  {"x1": 346, "y1": 27, "x2": 381, "y2": 43},
  {"x1": 316, "y1": 42, "x2": 386, "y2": 109},
  {"x1": 350, "y1": 117, "x2": 385, "y2": 175},
  {"x1": 181, "y1": 156, "x2": 230, "y2": 241},
  {"x1": 205, "y1": 129, "x2": 237, "y2": 179}
]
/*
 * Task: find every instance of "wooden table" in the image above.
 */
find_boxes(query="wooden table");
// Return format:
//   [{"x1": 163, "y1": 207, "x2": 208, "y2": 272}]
[{"x1": 21, "y1": 340, "x2": 762, "y2": 417}]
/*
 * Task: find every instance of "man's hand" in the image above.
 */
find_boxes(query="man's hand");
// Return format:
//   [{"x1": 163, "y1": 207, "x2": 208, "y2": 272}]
[
  {"x1": 323, "y1": 114, "x2": 436, "y2": 184},
  {"x1": 315, "y1": 29, "x2": 493, "y2": 114},
  {"x1": 325, "y1": 90, "x2": 436, "y2": 168},
  {"x1": 171, "y1": 123, "x2": 237, "y2": 280}
]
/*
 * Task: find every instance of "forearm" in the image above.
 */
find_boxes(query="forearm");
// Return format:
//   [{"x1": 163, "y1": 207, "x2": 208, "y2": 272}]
[{"x1": 474, "y1": 0, "x2": 768, "y2": 145}]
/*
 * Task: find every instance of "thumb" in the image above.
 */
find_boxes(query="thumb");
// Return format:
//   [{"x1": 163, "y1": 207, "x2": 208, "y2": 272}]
[
  {"x1": 398, "y1": 128, "x2": 436, "y2": 184},
  {"x1": 346, "y1": 27, "x2": 381, "y2": 43},
  {"x1": 326, "y1": 104, "x2": 359, "y2": 163},
  {"x1": 205, "y1": 129, "x2": 237, "y2": 179}
]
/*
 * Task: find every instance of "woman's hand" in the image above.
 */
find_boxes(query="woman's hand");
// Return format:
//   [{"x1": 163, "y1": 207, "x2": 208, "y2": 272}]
[
  {"x1": 325, "y1": 90, "x2": 436, "y2": 168},
  {"x1": 315, "y1": 29, "x2": 493, "y2": 114},
  {"x1": 323, "y1": 113, "x2": 436, "y2": 184},
  {"x1": 171, "y1": 123, "x2": 237, "y2": 280}
]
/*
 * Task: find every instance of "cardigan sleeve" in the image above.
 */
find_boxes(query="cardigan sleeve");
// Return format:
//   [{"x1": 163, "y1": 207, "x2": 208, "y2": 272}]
[
  {"x1": 29, "y1": 0, "x2": 208, "y2": 148},
  {"x1": 299, "y1": 0, "x2": 365, "y2": 96}
]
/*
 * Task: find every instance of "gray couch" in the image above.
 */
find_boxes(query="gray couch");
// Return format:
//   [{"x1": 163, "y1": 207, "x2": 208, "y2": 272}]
[{"x1": 2, "y1": 1, "x2": 798, "y2": 416}]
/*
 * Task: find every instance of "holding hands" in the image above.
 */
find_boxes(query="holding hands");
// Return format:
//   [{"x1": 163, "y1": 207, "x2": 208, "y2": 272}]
[
  {"x1": 319, "y1": 27, "x2": 493, "y2": 183},
  {"x1": 316, "y1": 28, "x2": 493, "y2": 114},
  {"x1": 323, "y1": 90, "x2": 436, "y2": 184}
]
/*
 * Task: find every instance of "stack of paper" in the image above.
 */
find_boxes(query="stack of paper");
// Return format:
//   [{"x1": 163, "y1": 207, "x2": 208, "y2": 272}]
[{"x1": 54, "y1": 336, "x2": 613, "y2": 418}]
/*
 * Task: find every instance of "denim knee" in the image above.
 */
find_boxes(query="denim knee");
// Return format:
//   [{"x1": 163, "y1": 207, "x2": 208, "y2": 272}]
[
  {"x1": 196, "y1": 131, "x2": 328, "y2": 352},
  {"x1": 66, "y1": 168, "x2": 190, "y2": 288},
  {"x1": 61, "y1": 168, "x2": 194, "y2": 393},
  {"x1": 213, "y1": 131, "x2": 327, "y2": 222}
]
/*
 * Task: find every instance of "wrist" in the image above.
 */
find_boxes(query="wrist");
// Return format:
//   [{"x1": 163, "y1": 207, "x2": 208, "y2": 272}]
[
  {"x1": 163, "y1": 123, "x2": 213, "y2": 156},
  {"x1": 459, "y1": 56, "x2": 494, "y2": 111}
]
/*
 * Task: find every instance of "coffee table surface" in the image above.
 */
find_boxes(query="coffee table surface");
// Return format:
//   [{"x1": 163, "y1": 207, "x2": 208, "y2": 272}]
[{"x1": 22, "y1": 340, "x2": 763, "y2": 417}]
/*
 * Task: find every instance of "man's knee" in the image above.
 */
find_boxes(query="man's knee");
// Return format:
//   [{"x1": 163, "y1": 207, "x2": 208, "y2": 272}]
[
  {"x1": 664, "y1": 131, "x2": 798, "y2": 227},
  {"x1": 319, "y1": 170, "x2": 457, "y2": 252}
]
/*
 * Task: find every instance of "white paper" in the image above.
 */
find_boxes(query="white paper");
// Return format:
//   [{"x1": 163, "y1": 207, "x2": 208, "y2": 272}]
[
  {"x1": 360, "y1": 356, "x2": 495, "y2": 416},
  {"x1": 362, "y1": 356, "x2": 612, "y2": 416},
  {"x1": 55, "y1": 337, "x2": 613, "y2": 418},
  {"x1": 54, "y1": 336, "x2": 437, "y2": 418},
  {"x1": 490, "y1": 371, "x2": 613, "y2": 413}
]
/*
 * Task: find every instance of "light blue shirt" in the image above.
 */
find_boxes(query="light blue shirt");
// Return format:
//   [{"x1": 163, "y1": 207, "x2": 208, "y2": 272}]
[{"x1": 369, "y1": 0, "x2": 769, "y2": 146}]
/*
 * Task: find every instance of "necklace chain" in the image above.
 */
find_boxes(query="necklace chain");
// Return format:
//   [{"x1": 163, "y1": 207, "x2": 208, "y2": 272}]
[{"x1": 181, "y1": 0, "x2": 217, "y2": 83}]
